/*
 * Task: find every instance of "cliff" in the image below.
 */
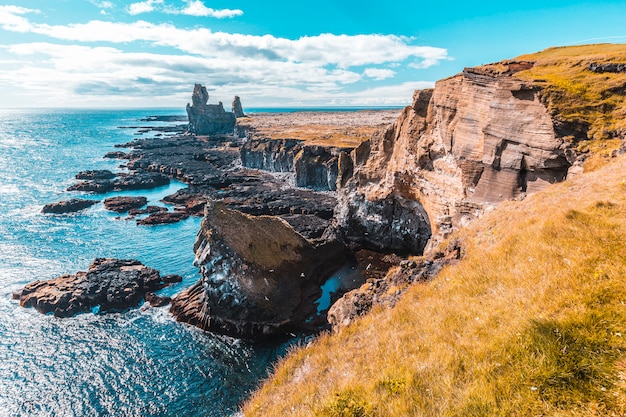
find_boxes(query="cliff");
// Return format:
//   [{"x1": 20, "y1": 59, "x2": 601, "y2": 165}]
[
  {"x1": 245, "y1": 152, "x2": 626, "y2": 417},
  {"x1": 336, "y1": 45, "x2": 626, "y2": 254},
  {"x1": 170, "y1": 201, "x2": 347, "y2": 338},
  {"x1": 243, "y1": 44, "x2": 626, "y2": 416}
]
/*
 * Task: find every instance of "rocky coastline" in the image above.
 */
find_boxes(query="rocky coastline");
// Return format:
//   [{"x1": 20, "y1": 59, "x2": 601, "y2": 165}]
[{"x1": 24, "y1": 58, "x2": 610, "y2": 339}]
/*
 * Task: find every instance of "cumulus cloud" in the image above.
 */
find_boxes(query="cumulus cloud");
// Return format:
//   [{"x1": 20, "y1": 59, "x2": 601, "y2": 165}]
[
  {"x1": 364, "y1": 68, "x2": 396, "y2": 80},
  {"x1": 0, "y1": 5, "x2": 446, "y2": 107},
  {"x1": 128, "y1": 0, "x2": 163, "y2": 16},
  {"x1": 0, "y1": 5, "x2": 39, "y2": 32},
  {"x1": 166, "y1": 0, "x2": 243, "y2": 18},
  {"x1": 0, "y1": 16, "x2": 448, "y2": 70}
]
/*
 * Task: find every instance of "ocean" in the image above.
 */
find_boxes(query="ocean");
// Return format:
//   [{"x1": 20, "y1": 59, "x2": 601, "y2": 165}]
[{"x1": 0, "y1": 109, "x2": 293, "y2": 417}]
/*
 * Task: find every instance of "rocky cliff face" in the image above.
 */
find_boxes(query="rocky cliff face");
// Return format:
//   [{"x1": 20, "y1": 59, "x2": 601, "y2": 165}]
[
  {"x1": 336, "y1": 61, "x2": 573, "y2": 254},
  {"x1": 240, "y1": 138, "x2": 353, "y2": 191},
  {"x1": 170, "y1": 201, "x2": 347, "y2": 338},
  {"x1": 186, "y1": 84, "x2": 236, "y2": 135}
]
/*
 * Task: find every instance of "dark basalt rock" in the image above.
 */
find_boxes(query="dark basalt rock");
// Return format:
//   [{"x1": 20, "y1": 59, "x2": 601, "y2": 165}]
[
  {"x1": 114, "y1": 172, "x2": 170, "y2": 190},
  {"x1": 42, "y1": 198, "x2": 99, "y2": 214},
  {"x1": 328, "y1": 240, "x2": 462, "y2": 330},
  {"x1": 136, "y1": 210, "x2": 189, "y2": 225},
  {"x1": 67, "y1": 179, "x2": 114, "y2": 193},
  {"x1": 170, "y1": 201, "x2": 348, "y2": 338},
  {"x1": 103, "y1": 196, "x2": 147, "y2": 213},
  {"x1": 104, "y1": 151, "x2": 130, "y2": 159},
  {"x1": 128, "y1": 205, "x2": 168, "y2": 216},
  {"x1": 240, "y1": 138, "x2": 301, "y2": 172},
  {"x1": 232, "y1": 95, "x2": 245, "y2": 118},
  {"x1": 186, "y1": 84, "x2": 236, "y2": 136},
  {"x1": 75, "y1": 170, "x2": 116, "y2": 180},
  {"x1": 16, "y1": 258, "x2": 171, "y2": 317},
  {"x1": 145, "y1": 292, "x2": 171, "y2": 307},
  {"x1": 67, "y1": 171, "x2": 169, "y2": 193}
]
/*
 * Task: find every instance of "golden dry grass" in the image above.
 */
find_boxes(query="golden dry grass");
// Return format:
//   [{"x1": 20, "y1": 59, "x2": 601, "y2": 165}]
[{"x1": 243, "y1": 155, "x2": 626, "y2": 416}]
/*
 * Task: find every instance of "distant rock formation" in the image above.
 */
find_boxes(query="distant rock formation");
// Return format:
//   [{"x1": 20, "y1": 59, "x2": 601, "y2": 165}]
[
  {"x1": 170, "y1": 201, "x2": 348, "y2": 338},
  {"x1": 15, "y1": 258, "x2": 181, "y2": 317},
  {"x1": 186, "y1": 84, "x2": 236, "y2": 135},
  {"x1": 232, "y1": 95, "x2": 245, "y2": 118},
  {"x1": 335, "y1": 61, "x2": 573, "y2": 254}
]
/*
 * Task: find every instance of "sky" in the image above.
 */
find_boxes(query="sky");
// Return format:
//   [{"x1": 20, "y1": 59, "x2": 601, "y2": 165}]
[{"x1": 1, "y1": 1, "x2": 626, "y2": 108}]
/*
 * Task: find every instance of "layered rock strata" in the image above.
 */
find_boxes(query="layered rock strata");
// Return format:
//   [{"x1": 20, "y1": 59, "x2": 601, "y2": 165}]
[
  {"x1": 240, "y1": 138, "x2": 353, "y2": 191},
  {"x1": 15, "y1": 258, "x2": 180, "y2": 317},
  {"x1": 336, "y1": 61, "x2": 573, "y2": 254},
  {"x1": 186, "y1": 84, "x2": 236, "y2": 135},
  {"x1": 170, "y1": 201, "x2": 348, "y2": 338}
]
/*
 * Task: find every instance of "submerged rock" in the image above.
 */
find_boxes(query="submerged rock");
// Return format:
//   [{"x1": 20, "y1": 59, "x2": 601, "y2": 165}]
[
  {"x1": 16, "y1": 258, "x2": 171, "y2": 317},
  {"x1": 42, "y1": 198, "x2": 99, "y2": 214},
  {"x1": 170, "y1": 201, "x2": 348, "y2": 338}
]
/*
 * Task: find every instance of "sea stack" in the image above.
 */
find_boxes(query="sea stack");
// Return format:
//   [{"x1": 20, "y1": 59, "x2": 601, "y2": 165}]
[
  {"x1": 186, "y1": 84, "x2": 236, "y2": 135},
  {"x1": 232, "y1": 95, "x2": 245, "y2": 118}
]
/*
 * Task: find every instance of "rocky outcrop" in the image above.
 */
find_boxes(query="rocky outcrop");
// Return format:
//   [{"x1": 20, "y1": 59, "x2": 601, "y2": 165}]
[
  {"x1": 186, "y1": 84, "x2": 236, "y2": 135},
  {"x1": 103, "y1": 196, "x2": 147, "y2": 213},
  {"x1": 336, "y1": 61, "x2": 573, "y2": 254},
  {"x1": 240, "y1": 138, "x2": 301, "y2": 172},
  {"x1": 170, "y1": 201, "x2": 348, "y2": 338},
  {"x1": 232, "y1": 96, "x2": 245, "y2": 118},
  {"x1": 75, "y1": 170, "x2": 116, "y2": 180},
  {"x1": 294, "y1": 145, "x2": 352, "y2": 191},
  {"x1": 67, "y1": 171, "x2": 169, "y2": 193},
  {"x1": 328, "y1": 240, "x2": 462, "y2": 331},
  {"x1": 15, "y1": 258, "x2": 178, "y2": 317},
  {"x1": 42, "y1": 198, "x2": 99, "y2": 214},
  {"x1": 240, "y1": 138, "x2": 353, "y2": 191}
]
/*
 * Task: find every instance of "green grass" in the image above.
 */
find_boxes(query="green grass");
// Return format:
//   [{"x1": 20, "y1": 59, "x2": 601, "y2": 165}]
[
  {"x1": 243, "y1": 155, "x2": 626, "y2": 416},
  {"x1": 514, "y1": 44, "x2": 626, "y2": 144}
]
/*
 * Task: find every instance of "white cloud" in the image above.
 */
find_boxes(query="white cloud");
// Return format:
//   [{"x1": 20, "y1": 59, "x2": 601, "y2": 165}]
[
  {"x1": 0, "y1": 5, "x2": 39, "y2": 32},
  {"x1": 0, "y1": 5, "x2": 447, "y2": 107},
  {"x1": 167, "y1": 0, "x2": 243, "y2": 18},
  {"x1": 0, "y1": 16, "x2": 448, "y2": 69},
  {"x1": 128, "y1": 0, "x2": 163, "y2": 16},
  {"x1": 364, "y1": 68, "x2": 396, "y2": 80}
]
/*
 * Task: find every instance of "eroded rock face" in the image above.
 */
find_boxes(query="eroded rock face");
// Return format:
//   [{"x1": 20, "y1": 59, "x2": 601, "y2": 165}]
[
  {"x1": 239, "y1": 138, "x2": 353, "y2": 191},
  {"x1": 336, "y1": 62, "x2": 572, "y2": 253},
  {"x1": 170, "y1": 201, "x2": 347, "y2": 338},
  {"x1": 15, "y1": 259, "x2": 172, "y2": 317},
  {"x1": 240, "y1": 138, "x2": 301, "y2": 172},
  {"x1": 328, "y1": 240, "x2": 462, "y2": 331},
  {"x1": 186, "y1": 84, "x2": 236, "y2": 135}
]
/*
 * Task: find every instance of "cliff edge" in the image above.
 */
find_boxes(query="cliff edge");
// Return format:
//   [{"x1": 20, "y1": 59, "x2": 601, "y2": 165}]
[{"x1": 336, "y1": 44, "x2": 626, "y2": 255}]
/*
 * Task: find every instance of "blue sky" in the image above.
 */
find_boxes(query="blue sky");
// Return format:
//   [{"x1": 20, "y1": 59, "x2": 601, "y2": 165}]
[{"x1": 1, "y1": 0, "x2": 626, "y2": 108}]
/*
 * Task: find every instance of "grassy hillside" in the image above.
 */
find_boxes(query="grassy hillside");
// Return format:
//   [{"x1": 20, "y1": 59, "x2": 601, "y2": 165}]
[
  {"x1": 243, "y1": 154, "x2": 626, "y2": 416},
  {"x1": 514, "y1": 44, "x2": 626, "y2": 170}
]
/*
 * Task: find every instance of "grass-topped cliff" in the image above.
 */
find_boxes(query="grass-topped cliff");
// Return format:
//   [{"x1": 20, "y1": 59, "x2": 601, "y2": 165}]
[
  {"x1": 244, "y1": 153, "x2": 626, "y2": 417},
  {"x1": 513, "y1": 44, "x2": 626, "y2": 170},
  {"x1": 242, "y1": 45, "x2": 626, "y2": 416}
]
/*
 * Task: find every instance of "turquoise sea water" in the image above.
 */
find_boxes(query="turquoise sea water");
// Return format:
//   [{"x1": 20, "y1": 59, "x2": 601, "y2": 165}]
[{"x1": 0, "y1": 109, "x2": 291, "y2": 416}]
